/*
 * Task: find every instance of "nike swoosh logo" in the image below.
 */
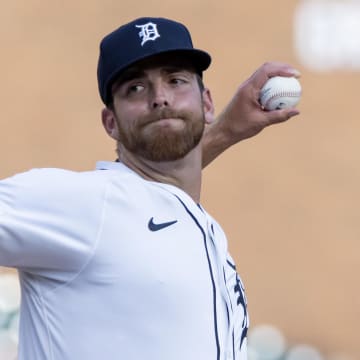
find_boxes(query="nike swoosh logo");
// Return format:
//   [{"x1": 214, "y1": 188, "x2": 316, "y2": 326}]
[{"x1": 148, "y1": 217, "x2": 178, "y2": 231}]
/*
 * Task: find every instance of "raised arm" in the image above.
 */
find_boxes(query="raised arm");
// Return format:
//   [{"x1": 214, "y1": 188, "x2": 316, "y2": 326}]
[{"x1": 202, "y1": 62, "x2": 301, "y2": 168}]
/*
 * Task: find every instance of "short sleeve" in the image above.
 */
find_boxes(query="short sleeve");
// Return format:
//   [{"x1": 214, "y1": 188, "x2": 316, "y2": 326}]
[{"x1": 0, "y1": 168, "x2": 105, "y2": 275}]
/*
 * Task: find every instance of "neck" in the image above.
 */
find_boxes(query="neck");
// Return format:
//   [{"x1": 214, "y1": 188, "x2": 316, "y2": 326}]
[{"x1": 117, "y1": 144, "x2": 203, "y2": 202}]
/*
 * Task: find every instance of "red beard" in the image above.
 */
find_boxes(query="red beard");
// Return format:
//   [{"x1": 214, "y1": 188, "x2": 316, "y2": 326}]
[{"x1": 115, "y1": 107, "x2": 205, "y2": 162}]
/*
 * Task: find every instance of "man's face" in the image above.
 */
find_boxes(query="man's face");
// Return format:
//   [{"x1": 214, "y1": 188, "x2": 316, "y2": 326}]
[{"x1": 109, "y1": 55, "x2": 210, "y2": 162}]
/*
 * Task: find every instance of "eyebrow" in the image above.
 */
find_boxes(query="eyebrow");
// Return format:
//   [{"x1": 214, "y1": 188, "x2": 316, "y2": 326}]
[
  {"x1": 111, "y1": 68, "x2": 146, "y2": 92},
  {"x1": 113, "y1": 65, "x2": 195, "y2": 89}
]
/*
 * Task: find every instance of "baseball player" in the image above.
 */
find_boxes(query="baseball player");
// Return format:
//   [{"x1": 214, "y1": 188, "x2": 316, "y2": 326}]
[{"x1": 0, "y1": 17, "x2": 300, "y2": 360}]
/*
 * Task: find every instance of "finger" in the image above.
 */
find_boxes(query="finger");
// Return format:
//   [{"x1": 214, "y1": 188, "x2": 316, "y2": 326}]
[
  {"x1": 251, "y1": 62, "x2": 301, "y2": 89},
  {"x1": 263, "y1": 62, "x2": 301, "y2": 78},
  {"x1": 265, "y1": 108, "x2": 300, "y2": 125}
]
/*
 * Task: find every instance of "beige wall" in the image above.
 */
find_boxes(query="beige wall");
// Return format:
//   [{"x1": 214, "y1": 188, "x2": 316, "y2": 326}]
[{"x1": 0, "y1": 0, "x2": 359, "y2": 358}]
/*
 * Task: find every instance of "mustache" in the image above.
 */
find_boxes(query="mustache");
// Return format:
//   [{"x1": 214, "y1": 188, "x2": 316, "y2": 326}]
[{"x1": 140, "y1": 108, "x2": 189, "y2": 125}]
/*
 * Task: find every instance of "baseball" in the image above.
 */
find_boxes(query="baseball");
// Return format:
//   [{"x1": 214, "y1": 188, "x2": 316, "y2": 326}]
[{"x1": 259, "y1": 76, "x2": 302, "y2": 111}]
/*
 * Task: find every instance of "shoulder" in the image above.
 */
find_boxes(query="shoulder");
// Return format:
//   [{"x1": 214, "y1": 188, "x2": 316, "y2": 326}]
[
  {"x1": 1, "y1": 167, "x2": 105, "y2": 192},
  {"x1": 0, "y1": 167, "x2": 116, "y2": 212},
  {"x1": 2, "y1": 165, "x2": 129, "y2": 185}
]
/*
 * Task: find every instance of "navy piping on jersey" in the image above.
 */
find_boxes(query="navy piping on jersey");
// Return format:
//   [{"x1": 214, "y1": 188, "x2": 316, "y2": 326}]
[
  {"x1": 223, "y1": 270, "x2": 231, "y2": 326},
  {"x1": 227, "y1": 260, "x2": 236, "y2": 271},
  {"x1": 223, "y1": 268, "x2": 235, "y2": 360},
  {"x1": 210, "y1": 219, "x2": 232, "y2": 357},
  {"x1": 174, "y1": 195, "x2": 221, "y2": 360},
  {"x1": 210, "y1": 220, "x2": 233, "y2": 359}
]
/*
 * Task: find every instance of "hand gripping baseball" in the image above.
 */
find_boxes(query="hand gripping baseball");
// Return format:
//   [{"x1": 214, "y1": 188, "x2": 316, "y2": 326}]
[
  {"x1": 202, "y1": 62, "x2": 301, "y2": 167},
  {"x1": 219, "y1": 62, "x2": 301, "y2": 142}
]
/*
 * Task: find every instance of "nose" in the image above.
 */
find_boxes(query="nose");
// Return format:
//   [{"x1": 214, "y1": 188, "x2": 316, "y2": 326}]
[{"x1": 150, "y1": 81, "x2": 170, "y2": 109}]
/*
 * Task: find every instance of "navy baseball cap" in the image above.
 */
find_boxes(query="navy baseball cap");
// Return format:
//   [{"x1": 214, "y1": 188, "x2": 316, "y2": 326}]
[{"x1": 97, "y1": 17, "x2": 212, "y2": 105}]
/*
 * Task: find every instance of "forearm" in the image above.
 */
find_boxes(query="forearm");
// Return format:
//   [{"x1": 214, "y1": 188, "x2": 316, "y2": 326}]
[{"x1": 201, "y1": 116, "x2": 237, "y2": 168}]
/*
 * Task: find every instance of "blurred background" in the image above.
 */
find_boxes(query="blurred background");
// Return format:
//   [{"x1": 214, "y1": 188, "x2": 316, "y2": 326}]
[{"x1": 0, "y1": 0, "x2": 359, "y2": 359}]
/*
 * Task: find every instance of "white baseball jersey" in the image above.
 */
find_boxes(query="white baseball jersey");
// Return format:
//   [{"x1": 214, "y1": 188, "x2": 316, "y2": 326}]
[{"x1": 0, "y1": 161, "x2": 248, "y2": 360}]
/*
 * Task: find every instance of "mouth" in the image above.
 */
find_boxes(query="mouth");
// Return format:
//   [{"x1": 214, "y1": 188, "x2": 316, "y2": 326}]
[
  {"x1": 158, "y1": 116, "x2": 181, "y2": 121},
  {"x1": 151, "y1": 117, "x2": 183, "y2": 125},
  {"x1": 140, "y1": 117, "x2": 185, "y2": 133},
  {"x1": 145, "y1": 115, "x2": 183, "y2": 124}
]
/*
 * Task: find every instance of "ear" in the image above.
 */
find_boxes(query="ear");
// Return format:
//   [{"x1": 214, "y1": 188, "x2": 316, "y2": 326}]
[
  {"x1": 202, "y1": 88, "x2": 215, "y2": 125},
  {"x1": 101, "y1": 108, "x2": 120, "y2": 140}
]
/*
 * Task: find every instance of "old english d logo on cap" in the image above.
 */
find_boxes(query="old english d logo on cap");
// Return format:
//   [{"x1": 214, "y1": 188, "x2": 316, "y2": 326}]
[
  {"x1": 97, "y1": 17, "x2": 212, "y2": 105},
  {"x1": 136, "y1": 22, "x2": 160, "y2": 46}
]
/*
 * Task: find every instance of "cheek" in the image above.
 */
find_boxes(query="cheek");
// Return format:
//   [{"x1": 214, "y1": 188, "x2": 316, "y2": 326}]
[
  {"x1": 121, "y1": 100, "x2": 148, "y2": 118},
  {"x1": 177, "y1": 89, "x2": 203, "y2": 112},
  {"x1": 114, "y1": 106, "x2": 146, "y2": 135}
]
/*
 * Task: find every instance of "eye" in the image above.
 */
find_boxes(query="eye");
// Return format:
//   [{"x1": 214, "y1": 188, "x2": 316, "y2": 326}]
[
  {"x1": 127, "y1": 84, "x2": 145, "y2": 93},
  {"x1": 169, "y1": 77, "x2": 187, "y2": 85}
]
